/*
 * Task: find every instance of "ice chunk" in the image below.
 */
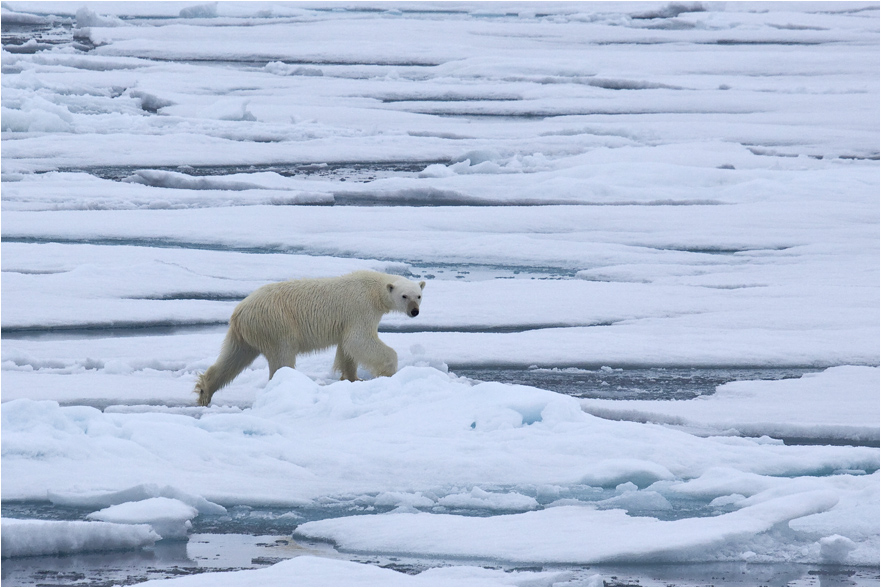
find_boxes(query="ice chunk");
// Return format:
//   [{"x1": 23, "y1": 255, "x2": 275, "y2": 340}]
[
  {"x1": 1, "y1": 518, "x2": 159, "y2": 558},
  {"x1": 709, "y1": 494, "x2": 747, "y2": 508},
  {"x1": 451, "y1": 149, "x2": 501, "y2": 166},
  {"x1": 48, "y1": 483, "x2": 227, "y2": 515},
  {"x1": 128, "y1": 91, "x2": 175, "y2": 113},
  {"x1": 179, "y1": 3, "x2": 217, "y2": 19},
  {"x1": 122, "y1": 170, "x2": 267, "y2": 191},
  {"x1": 437, "y1": 487, "x2": 539, "y2": 511},
  {"x1": 87, "y1": 497, "x2": 198, "y2": 539},
  {"x1": 75, "y1": 7, "x2": 125, "y2": 28},
  {"x1": 597, "y1": 489, "x2": 673, "y2": 513},
  {"x1": 374, "y1": 491, "x2": 436, "y2": 509},
  {"x1": 418, "y1": 163, "x2": 455, "y2": 178},
  {"x1": 264, "y1": 61, "x2": 323, "y2": 77},
  {"x1": 818, "y1": 534, "x2": 857, "y2": 563},
  {"x1": 580, "y1": 459, "x2": 676, "y2": 488}
]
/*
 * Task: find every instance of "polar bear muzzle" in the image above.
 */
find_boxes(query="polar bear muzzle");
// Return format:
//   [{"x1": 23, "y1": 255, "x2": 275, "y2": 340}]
[{"x1": 403, "y1": 295, "x2": 420, "y2": 317}]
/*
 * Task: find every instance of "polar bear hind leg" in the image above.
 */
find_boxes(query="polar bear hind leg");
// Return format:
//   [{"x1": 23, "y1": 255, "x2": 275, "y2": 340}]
[{"x1": 265, "y1": 340, "x2": 300, "y2": 379}]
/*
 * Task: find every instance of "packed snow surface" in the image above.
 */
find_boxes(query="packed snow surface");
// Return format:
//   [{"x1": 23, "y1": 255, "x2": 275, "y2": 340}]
[{"x1": 1, "y1": 0, "x2": 878, "y2": 584}]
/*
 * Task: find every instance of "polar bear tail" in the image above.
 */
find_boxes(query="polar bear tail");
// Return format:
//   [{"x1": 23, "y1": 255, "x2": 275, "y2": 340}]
[{"x1": 195, "y1": 327, "x2": 259, "y2": 406}]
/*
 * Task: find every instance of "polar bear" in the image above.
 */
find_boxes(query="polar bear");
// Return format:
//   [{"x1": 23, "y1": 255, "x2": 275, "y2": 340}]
[{"x1": 195, "y1": 270, "x2": 425, "y2": 406}]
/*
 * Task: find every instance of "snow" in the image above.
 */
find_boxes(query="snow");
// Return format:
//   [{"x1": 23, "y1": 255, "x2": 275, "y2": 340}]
[
  {"x1": 1, "y1": 518, "x2": 160, "y2": 558},
  {"x1": 1, "y1": 0, "x2": 878, "y2": 583}
]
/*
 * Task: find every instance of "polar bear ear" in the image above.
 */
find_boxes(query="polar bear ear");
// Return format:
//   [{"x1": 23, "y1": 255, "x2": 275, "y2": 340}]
[
  {"x1": 387, "y1": 283, "x2": 395, "y2": 293},
  {"x1": 419, "y1": 281, "x2": 426, "y2": 290}
]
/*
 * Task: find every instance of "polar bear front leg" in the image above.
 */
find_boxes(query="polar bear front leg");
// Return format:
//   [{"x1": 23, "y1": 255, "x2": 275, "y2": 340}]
[
  {"x1": 195, "y1": 328, "x2": 260, "y2": 406},
  {"x1": 334, "y1": 345, "x2": 359, "y2": 381},
  {"x1": 341, "y1": 331, "x2": 398, "y2": 378}
]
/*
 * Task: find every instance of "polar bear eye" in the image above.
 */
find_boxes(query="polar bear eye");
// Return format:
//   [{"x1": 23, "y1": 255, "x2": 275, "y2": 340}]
[{"x1": 402, "y1": 295, "x2": 408, "y2": 300}]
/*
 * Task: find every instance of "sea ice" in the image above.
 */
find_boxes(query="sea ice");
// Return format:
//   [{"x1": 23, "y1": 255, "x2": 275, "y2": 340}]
[
  {"x1": 0, "y1": 518, "x2": 159, "y2": 558},
  {"x1": 3, "y1": 367, "x2": 878, "y2": 565},
  {"x1": 295, "y1": 491, "x2": 856, "y2": 564},
  {"x1": 581, "y1": 366, "x2": 880, "y2": 443},
  {"x1": 1, "y1": 0, "x2": 877, "y2": 582}
]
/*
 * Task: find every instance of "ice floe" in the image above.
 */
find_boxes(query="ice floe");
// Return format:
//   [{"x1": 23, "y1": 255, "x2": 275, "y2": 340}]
[
  {"x1": 581, "y1": 366, "x2": 880, "y2": 444},
  {"x1": 1, "y1": 518, "x2": 159, "y2": 558},
  {"x1": 135, "y1": 554, "x2": 570, "y2": 587}
]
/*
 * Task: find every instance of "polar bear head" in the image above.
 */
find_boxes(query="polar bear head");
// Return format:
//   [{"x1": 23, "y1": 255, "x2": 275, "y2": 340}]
[{"x1": 387, "y1": 277, "x2": 426, "y2": 317}]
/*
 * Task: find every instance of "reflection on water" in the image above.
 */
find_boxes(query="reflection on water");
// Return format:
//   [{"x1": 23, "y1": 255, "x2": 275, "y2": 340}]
[
  {"x1": 0, "y1": 541, "x2": 194, "y2": 586},
  {"x1": 2, "y1": 531, "x2": 877, "y2": 587}
]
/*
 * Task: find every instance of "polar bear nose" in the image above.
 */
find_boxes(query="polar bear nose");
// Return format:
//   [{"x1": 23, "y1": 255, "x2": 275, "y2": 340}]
[{"x1": 410, "y1": 308, "x2": 419, "y2": 317}]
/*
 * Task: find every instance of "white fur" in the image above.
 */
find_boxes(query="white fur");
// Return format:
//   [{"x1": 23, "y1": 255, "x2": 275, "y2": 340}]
[{"x1": 195, "y1": 271, "x2": 425, "y2": 405}]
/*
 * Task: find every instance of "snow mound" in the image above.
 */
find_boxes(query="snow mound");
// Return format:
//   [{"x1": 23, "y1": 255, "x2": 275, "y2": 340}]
[
  {"x1": 1, "y1": 518, "x2": 159, "y2": 558},
  {"x1": 87, "y1": 497, "x2": 198, "y2": 539}
]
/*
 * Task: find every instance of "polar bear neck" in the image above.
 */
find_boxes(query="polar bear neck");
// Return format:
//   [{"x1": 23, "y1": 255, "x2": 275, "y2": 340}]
[{"x1": 346, "y1": 270, "x2": 396, "y2": 314}]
